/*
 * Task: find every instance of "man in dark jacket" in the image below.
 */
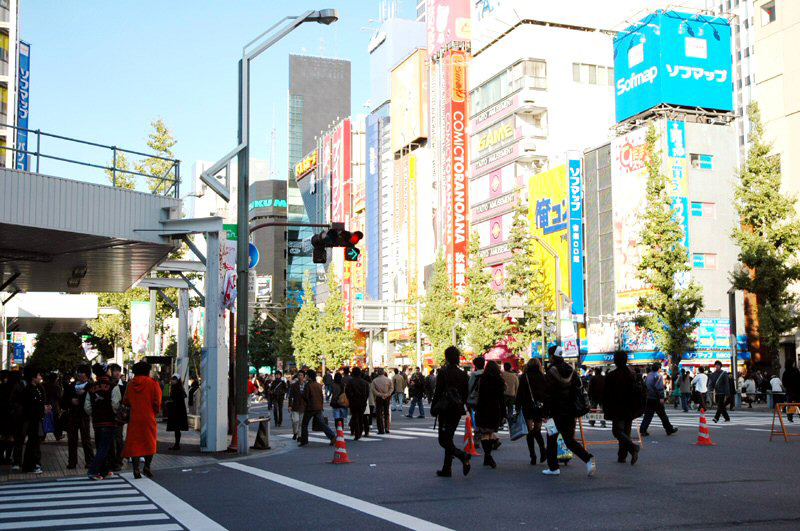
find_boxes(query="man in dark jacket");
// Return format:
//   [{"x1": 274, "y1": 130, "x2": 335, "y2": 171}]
[
  {"x1": 269, "y1": 372, "x2": 288, "y2": 427},
  {"x1": 708, "y1": 360, "x2": 731, "y2": 423},
  {"x1": 346, "y1": 367, "x2": 370, "y2": 439},
  {"x1": 783, "y1": 359, "x2": 800, "y2": 422},
  {"x1": 603, "y1": 350, "x2": 644, "y2": 464},
  {"x1": 406, "y1": 367, "x2": 426, "y2": 419},
  {"x1": 108, "y1": 363, "x2": 126, "y2": 471},
  {"x1": 431, "y1": 346, "x2": 471, "y2": 478},
  {"x1": 299, "y1": 370, "x2": 335, "y2": 446},
  {"x1": 639, "y1": 362, "x2": 678, "y2": 436},
  {"x1": 62, "y1": 365, "x2": 94, "y2": 469},
  {"x1": 543, "y1": 347, "x2": 596, "y2": 477},
  {"x1": 21, "y1": 366, "x2": 46, "y2": 474},
  {"x1": 287, "y1": 372, "x2": 306, "y2": 440},
  {"x1": 84, "y1": 363, "x2": 121, "y2": 480}
]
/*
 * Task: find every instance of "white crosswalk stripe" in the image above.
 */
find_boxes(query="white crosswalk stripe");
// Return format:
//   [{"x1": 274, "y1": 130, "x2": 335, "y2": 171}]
[{"x1": 0, "y1": 476, "x2": 201, "y2": 530}]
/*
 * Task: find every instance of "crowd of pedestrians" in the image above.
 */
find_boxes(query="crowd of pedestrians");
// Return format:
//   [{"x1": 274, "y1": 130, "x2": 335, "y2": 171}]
[{"x1": 0, "y1": 360, "x2": 190, "y2": 480}]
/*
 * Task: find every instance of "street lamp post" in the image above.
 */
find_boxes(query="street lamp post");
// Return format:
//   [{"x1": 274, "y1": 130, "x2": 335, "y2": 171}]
[{"x1": 231, "y1": 9, "x2": 338, "y2": 455}]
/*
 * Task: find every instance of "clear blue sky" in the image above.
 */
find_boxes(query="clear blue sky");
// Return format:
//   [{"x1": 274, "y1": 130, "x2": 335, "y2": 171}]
[{"x1": 22, "y1": 1, "x2": 415, "y2": 190}]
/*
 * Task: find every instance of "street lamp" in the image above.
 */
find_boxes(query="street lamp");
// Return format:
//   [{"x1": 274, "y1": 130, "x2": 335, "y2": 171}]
[{"x1": 204, "y1": 9, "x2": 339, "y2": 455}]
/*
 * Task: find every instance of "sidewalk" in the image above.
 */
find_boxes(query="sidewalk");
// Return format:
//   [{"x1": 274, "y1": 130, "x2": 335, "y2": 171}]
[{"x1": 0, "y1": 417, "x2": 287, "y2": 483}]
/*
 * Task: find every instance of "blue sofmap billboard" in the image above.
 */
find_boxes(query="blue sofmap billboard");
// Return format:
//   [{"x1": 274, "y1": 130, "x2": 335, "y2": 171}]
[
  {"x1": 567, "y1": 156, "x2": 585, "y2": 319},
  {"x1": 613, "y1": 11, "x2": 733, "y2": 122},
  {"x1": 15, "y1": 41, "x2": 30, "y2": 171}
]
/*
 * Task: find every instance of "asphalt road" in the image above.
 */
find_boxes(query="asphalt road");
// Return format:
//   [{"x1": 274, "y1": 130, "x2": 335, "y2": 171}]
[{"x1": 151, "y1": 407, "x2": 799, "y2": 531}]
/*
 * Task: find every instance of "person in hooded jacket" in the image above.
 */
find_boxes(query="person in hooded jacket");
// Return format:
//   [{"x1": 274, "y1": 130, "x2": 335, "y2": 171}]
[
  {"x1": 602, "y1": 350, "x2": 644, "y2": 465},
  {"x1": 516, "y1": 358, "x2": 547, "y2": 465},
  {"x1": 543, "y1": 347, "x2": 596, "y2": 477},
  {"x1": 122, "y1": 361, "x2": 162, "y2": 479},
  {"x1": 475, "y1": 360, "x2": 506, "y2": 469}
]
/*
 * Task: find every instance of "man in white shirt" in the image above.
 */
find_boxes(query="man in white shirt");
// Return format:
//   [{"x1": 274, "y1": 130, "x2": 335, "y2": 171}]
[
  {"x1": 691, "y1": 367, "x2": 709, "y2": 411},
  {"x1": 770, "y1": 374, "x2": 785, "y2": 393}
]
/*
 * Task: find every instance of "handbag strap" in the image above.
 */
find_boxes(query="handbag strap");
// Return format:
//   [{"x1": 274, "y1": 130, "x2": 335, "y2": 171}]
[{"x1": 525, "y1": 372, "x2": 535, "y2": 408}]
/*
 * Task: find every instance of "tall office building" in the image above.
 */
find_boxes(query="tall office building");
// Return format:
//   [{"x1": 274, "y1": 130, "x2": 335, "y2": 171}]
[
  {"x1": 287, "y1": 55, "x2": 351, "y2": 305},
  {"x1": 1, "y1": 0, "x2": 22, "y2": 169}
]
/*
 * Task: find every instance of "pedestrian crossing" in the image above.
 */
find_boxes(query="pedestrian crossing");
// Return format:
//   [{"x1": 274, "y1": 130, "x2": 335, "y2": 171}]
[{"x1": 0, "y1": 476, "x2": 186, "y2": 530}]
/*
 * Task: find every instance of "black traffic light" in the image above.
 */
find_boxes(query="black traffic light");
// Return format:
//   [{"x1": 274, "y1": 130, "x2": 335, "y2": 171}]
[{"x1": 311, "y1": 223, "x2": 363, "y2": 263}]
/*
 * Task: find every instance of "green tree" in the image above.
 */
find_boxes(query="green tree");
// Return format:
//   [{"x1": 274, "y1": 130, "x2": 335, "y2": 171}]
[
  {"x1": 104, "y1": 152, "x2": 136, "y2": 190},
  {"x1": 291, "y1": 273, "x2": 323, "y2": 369},
  {"x1": 504, "y1": 208, "x2": 552, "y2": 357},
  {"x1": 732, "y1": 103, "x2": 800, "y2": 368},
  {"x1": 319, "y1": 268, "x2": 355, "y2": 370},
  {"x1": 163, "y1": 335, "x2": 203, "y2": 378},
  {"x1": 28, "y1": 322, "x2": 87, "y2": 373},
  {"x1": 248, "y1": 311, "x2": 276, "y2": 369},
  {"x1": 635, "y1": 123, "x2": 704, "y2": 378},
  {"x1": 462, "y1": 232, "x2": 509, "y2": 355},
  {"x1": 421, "y1": 252, "x2": 460, "y2": 366},
  {"x1": 135, "y1": 119, "x2": 178, "y2": 194}
]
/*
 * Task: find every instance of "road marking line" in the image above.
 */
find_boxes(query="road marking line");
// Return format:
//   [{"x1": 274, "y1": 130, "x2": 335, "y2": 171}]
[
  {"x1": 222, "y1": 462, "x2": 453, "y2": 531},
  {"x1": 102, "y1": 526, "x2": 182, "y2": 531},
  {"x1": 370, "y1": 433, "x2": 415, "y2": 440},
  {"x1": 745, "y1": 428, "x2": 773, "y2": 432},
  {"x1": 0, "y1": 503, "x2": 159, "y2": 520},
  {"x1": 119, "y1": 472, "x2": 225, "y2": 531},
  {"x1": 0, "y1": 481, "x2": 126, "y2": 493},
  {"x1": 1, "y1": 488, "x2": 135, "y2": 502},
  {"x1": 0, "y1": 512, "x2": 169, "y2": 530},
  {"x1": 0, "y1": 478, "x2": 126, "y2": 490},
  {"x1": 277, "y1": 434, "x2": 331, "y2": 444},
  {"x1": 0, "y1": 496, "x2": 147, "y2": 510},
  {"x1": 390, "y1": 429, "x2": 438, "y2": 438}
]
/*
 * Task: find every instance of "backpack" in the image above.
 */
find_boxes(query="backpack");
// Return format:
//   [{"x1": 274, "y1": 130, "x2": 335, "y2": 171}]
[
  {"x1": 467, "y1": 375, "x2": 481, "y2": 407},
  {"x1": 431, "y1": 386, "x2": 464, "y2": 417}
]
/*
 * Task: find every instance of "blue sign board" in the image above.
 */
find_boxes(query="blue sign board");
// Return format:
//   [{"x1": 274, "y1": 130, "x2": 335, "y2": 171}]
[
  {"x1": 666, "y1": 120, "x2": 690, "y2": 250},
  {"x1": 567, "y1": 157, "x2": 585, "y2": 318},
  {"x1": 13, "y1": 343, "x2": 25, "y2": 364},
  {"x1": 15, "y1": 41, "x2": 30, "y2": 171},
  {"x1": 248, "y1": 243, "x2": 259, "y2": 269},
  {"x1": 365, "y1": 114, "x2": 381, "y2": 301},
  {"x1": 614, "y1": 11, "x2": 733, "y2": 122}
]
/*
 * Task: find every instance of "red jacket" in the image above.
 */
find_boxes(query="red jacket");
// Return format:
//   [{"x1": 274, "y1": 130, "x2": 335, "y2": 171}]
[{"x1": 122, "y1": 376, "x2": 162, "y2": 457}]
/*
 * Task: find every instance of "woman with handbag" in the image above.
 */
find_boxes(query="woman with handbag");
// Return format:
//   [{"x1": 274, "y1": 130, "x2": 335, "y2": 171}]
[
  {"x1": 330, "y1": 372, "x2": 349, "y2": 430},
  {"x1": 542, "y1": 347, "x2": 596, "y2": 477},
  {"x1": 475, "y1": 360, "x2": 506, "y2": 469},
  {"x1": 516, "y1": 359, "x2": 547, "y2": 465}
]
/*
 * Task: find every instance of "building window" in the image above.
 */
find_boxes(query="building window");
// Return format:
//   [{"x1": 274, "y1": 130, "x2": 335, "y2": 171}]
[
  {"x1": 572, "y1": 63, "x2": 614, "y2": 86},
  {"x1": 761, "y1": 1, "x2": 776, "y2": 25},
  {"x1": 693, "y1": 253, "x2": 718, "y2": 269},
  {"x1": 690, "y1": 153, "x2": 714, "y2": 170},
  {"x1": 471, "y1": 59, "x2": 546, "y2": 115},
  {"x1": 744, "y1": 47, "x2": 750, "y2": 57},
  {"x1": 691, "y1": 202, "x2": 716, "y2": 218},
  {"x1": 744, "y1": 18, "x2": 749, "y2": 29},
  {"x1": 745, "y1": 75, "x2": 750, "y2": 86}
]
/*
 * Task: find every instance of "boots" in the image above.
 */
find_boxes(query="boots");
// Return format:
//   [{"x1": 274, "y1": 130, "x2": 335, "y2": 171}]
[
  {"x1": 143, "y1": 456, "x2": 153, "y2": 478},
  {"x1": 132, "y1": 458, "x2": 141, "y2": 479},
  {"x1": 526, "y1": 432, "x2": 538, "y2": 465},
  {"x1": 481, "y1": 440, "x2": 496, "y2": 469}
]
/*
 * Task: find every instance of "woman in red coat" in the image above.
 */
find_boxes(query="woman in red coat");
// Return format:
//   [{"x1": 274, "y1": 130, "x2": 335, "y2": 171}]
[{"x1": 122, "y1": 361, "x2": 162, "y2": 479}]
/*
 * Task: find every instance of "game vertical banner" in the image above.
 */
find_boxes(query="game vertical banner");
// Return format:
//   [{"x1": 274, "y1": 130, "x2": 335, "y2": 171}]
[
  {"x1": 15, "y1": 41, "x2": 30, "y2": 171},
  {"x1": 567, "y1": 156, "x2": 585, "y2": 319},
  {"x1": 666, "y1": 120, "x2": 690, "y2": 251},
  {"x1": 449, "y1": 50, "x2": 469, "y2": 303},
  {"x1": 340, "y1": 120, "x2": 354, "y2": 329}
]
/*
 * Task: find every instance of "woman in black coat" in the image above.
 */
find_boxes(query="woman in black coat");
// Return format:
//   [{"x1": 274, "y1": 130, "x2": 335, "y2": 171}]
[
  {"x1": 516, "y1": 359, "x2": 547, "y2": 465},
  {"x1": 166, "y1": 376, "x2": 188, "y2": 450},
  {"x1": 475, "y1": 360, "x2": 505, "y2": 469}
]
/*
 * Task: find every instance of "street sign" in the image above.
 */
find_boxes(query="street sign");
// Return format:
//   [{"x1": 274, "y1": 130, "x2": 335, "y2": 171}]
[
  {"x1": 223, "y1": 224, "x2": 238, "y2": 241},
  {"x1": 248, "y1": 243, "x2": 259, "y2": 269}
]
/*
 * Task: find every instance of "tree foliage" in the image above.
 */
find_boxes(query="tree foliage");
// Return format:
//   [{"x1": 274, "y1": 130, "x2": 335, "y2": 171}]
[
  {"x1": 104, "y1": 152, "x2": 136, "y2": 190},
  {"x1": 291, "y1": 273, "x2": 323, "y2": 369},
  {"x1": 249, "y1": 300, "x2": 296, "y2": 370},
  {"x1": 28, "y1": 322, "x2": 88, "y2": 373},
  {"x1": 462, "y1": 232, "x2": 509, "y2": 355},
  {"x1": 318, "y1": 268, "x2": 355, "y2": 370},
  {"x1": 504, "y1": 208, "x2": 552, "y2": 357},
  {"x1": 635, "y1": 123, "x2": 703, "y2": 377},
  {"x1": 732, "y1": 103, "x2": 800, "y2": 365},
  {"x1": 421, "y1": 252, "x2": 460, "y2": 366},
  {"x1": 136, "y1": 119, "x2": 178, "y2": 194}
]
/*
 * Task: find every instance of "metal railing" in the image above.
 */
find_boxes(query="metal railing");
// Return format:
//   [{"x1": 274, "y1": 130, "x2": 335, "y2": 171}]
[{"x1": 0, "y1": 123, "x2": 181, "y2": 198}]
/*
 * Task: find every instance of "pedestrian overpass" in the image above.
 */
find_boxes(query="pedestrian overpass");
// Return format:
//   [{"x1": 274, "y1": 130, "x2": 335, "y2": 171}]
[{"x1": 0, "y1": 126, "x2": 229, "y2": 452}]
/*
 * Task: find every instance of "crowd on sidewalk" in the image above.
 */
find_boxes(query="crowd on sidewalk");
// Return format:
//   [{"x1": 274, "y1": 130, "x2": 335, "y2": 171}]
[{"x1": 0, "y1": 360, "x2": 193, "y2": 480}]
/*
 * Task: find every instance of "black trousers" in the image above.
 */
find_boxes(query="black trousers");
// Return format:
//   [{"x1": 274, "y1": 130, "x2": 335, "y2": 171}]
[
  {"x1": 273, "y1": 396, "x2": 284, "y2": 426},
  {"x1": 375, "y1": 396, "x2": 390, "y2": 433},
  {"x1": 640, "y1": 399, "x2": 675, "y2": 433},
  {"x1": 714, "y1": 393, "x2": 730, "y2": 421},
  {"x1": 546, "y1": 415, "x2": 592, "y2": 471},
  {"x1": 611, "y1": 418, "x2": 638, "y2": 460},
  {"x1": 22, "y1": 421, "x2": 41, "y2": 471},
  {"x1": 67, "y1": 414, "x2": 94, "y2": 467},
  {"x1": 437, "y1": 413, "x2": 467, "y2": 471}
]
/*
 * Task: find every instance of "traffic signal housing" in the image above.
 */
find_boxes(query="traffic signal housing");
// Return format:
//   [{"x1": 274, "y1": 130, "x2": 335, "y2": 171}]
[{"x1": 311, "y1": 223, "x2": 363, "y2": 264}]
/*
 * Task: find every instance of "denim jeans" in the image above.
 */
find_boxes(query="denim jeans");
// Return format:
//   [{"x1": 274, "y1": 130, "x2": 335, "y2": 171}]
[
  {"x1": 88, "y1": 426, "x2": 115, "y2": 477},
  {"x1": 392, "y1": 393, "x2": 404, "y2": 411},
  {"x1": 408, "y1": 397, "x2": 425, "y2": 417},
  {"x1": 680, "y1": 393, "x2": 690, "y2": 412}
]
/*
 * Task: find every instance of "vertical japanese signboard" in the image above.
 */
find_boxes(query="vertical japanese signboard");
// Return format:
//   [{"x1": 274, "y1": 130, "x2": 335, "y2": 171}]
[
  {"x1": 666, "y1": 120, "x2": 690, "y2": 250},
  {"x1": 15, "y1": 41, "x2": 30, "y2": 171},
  {"x1": 567, "y1": 156, "x2": 585, "y2": 319},
  {"x1": 447, "y1": 50, "x2": 469, "y2": 303}
]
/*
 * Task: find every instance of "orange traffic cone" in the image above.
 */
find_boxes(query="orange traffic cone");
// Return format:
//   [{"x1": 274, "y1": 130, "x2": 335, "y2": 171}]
[
  {"x1": 331, "y1": 420, "x2": 352, "y2": 464},
  {"x1": 695, "y1": 408, "x2": 716, "y2": 446},
  {"x1": 463, "y1": 414, "x2": 480, "y2": 457}
]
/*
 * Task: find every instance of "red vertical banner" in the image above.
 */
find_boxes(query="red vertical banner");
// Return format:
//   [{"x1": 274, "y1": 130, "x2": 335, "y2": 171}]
[
  {"x1": 449, "y1": 50, "x2": 469, "y2": 304},
  {"x1": 341, "y1": 120, "x2": 353, "y2": 330}
]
